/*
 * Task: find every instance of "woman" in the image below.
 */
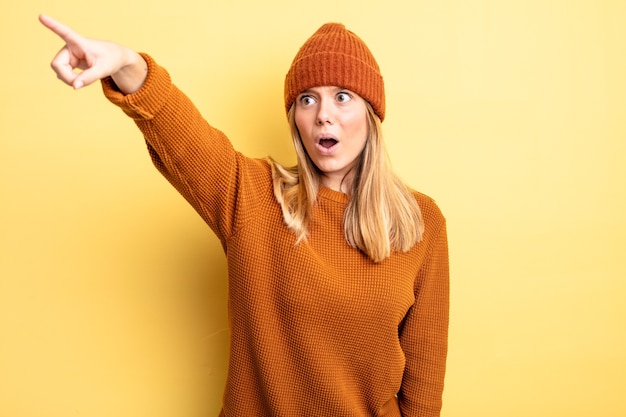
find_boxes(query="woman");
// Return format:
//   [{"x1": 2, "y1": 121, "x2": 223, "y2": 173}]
[{"x1": 40, "y1": 14, "x2": 449, "y2": 417}]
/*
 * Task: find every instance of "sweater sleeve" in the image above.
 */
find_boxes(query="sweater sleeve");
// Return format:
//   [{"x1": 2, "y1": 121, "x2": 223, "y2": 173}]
[
  {"x1": 398, "y1": 207, "x2": 450, "y2": 417},
  {"x1": 101, "y1": 53, "x2": 260, "y2": 242}
]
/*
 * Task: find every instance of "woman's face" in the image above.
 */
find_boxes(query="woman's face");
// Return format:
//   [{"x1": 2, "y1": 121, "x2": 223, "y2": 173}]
[{"x1": 294, "y1": 86, "x2": 368, "y2": 192}]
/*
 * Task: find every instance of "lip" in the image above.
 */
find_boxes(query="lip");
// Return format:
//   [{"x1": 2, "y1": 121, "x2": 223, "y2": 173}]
[{"x1": 315, "y1": 133, "x2": 339, "y2": 155}]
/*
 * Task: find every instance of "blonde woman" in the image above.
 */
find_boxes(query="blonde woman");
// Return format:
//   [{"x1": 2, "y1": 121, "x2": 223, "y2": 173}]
[{"x1": 40, "y1": 14, "x2": 449, "y2": 417}]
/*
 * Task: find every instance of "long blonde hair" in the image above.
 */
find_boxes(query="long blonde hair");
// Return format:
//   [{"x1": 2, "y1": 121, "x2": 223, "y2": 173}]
[{"x1": 268, "y1": 103, "x2": 424, "y2": 262}]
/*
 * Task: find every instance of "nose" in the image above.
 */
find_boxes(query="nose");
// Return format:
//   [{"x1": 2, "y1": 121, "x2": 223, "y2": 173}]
[{"x1": 316, "y1": 98, "x2": 333, "y2": 125}]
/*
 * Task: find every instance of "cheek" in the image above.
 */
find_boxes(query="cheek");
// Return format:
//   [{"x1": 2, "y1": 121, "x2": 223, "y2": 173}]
[
  {"x1": 294, "y1": 110, "x2": 311, "y2": 133},
  {"x1": 346, "y1": 113, "x2": 369, "y2": 144},
  {"x1": 295, "y1": 119, "x2": 319, "y2": 151},
  {"x1": 293, "y1": 115, "x2": 315, "y2": 155}
]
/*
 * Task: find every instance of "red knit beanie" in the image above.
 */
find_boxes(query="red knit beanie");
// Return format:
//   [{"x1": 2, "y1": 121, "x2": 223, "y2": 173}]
[{"x1": 284, "y1": 23, "x2": 386, "y2": 122}]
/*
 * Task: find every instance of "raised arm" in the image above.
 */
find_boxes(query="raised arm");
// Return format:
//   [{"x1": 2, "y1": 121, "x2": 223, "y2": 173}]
[{"x1": 39, "y1": 14, "x2": 147, "y2": 94}]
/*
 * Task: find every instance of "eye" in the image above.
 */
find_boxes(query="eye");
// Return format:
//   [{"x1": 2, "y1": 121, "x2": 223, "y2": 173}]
[
  {"x1": 336, "y1": 92, "x2": 352, "y2": 103},
  {"x1": 299, "y1": 95, "x2": 316, "y2": 106}
]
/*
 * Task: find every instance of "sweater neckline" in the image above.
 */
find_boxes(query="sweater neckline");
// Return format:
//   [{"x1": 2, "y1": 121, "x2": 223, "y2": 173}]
[{"x1": 318, "y1": 186, "x2": 350, "y2": 204}]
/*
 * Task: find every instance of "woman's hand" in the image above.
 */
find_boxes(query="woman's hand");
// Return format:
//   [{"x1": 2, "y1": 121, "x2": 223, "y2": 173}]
[{"x1": 39, "y1": 14, "x2": 147, "y2": 94}]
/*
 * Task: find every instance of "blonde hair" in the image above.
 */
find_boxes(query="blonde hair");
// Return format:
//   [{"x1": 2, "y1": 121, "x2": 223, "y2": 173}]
[{"x1": 268, "y1": 103, "x2": 424, "y2": 262}]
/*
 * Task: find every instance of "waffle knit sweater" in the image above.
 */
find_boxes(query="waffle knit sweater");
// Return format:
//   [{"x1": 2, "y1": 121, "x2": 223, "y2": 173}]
[{"x1": 102, "y1": 54, "x2": 449, "y2": 417}]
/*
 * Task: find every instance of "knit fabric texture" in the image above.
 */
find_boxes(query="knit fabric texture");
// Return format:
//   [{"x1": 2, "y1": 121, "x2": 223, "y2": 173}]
[
  {"x1": 102, "y1": 54, "x2": 448, "y2": 417},
  {"x1": 284, "y1": 23, "x2": 386, "y2": 121}
]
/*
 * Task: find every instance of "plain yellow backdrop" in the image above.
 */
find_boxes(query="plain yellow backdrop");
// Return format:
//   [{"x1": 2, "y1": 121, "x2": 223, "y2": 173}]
[{"x1": 1, "y1": 0, "x2": 625, "y2": 416}]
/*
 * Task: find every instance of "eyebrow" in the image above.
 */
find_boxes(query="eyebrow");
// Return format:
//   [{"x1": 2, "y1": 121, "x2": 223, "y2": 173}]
[{"x1": 299, "y1": 86, "x2": 347, "y2": 95}]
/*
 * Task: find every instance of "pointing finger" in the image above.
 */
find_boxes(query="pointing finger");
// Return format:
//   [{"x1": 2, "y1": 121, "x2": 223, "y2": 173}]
[{"x1": 39, "y1": 14, "x2": 83, "y2": 45}]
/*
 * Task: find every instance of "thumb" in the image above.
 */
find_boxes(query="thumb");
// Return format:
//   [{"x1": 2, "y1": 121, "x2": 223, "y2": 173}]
[
  {"x1": 71, "y1": 55, "x2": 106, "y2": 90},
  {"x1": 72, "y1": 68, "x2": 101, "y2": 90},
  {"x1": 73, "y1": 78, "x2": 86, "y2": 90}
]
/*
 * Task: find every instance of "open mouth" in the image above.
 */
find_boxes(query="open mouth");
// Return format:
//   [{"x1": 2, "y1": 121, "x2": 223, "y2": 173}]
[{"x1": 319, "y1": 138, "x2": 338, "y2": 149}]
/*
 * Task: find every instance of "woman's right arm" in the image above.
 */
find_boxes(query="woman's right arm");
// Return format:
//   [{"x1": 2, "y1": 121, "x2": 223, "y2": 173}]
[
  {"x1": 39, "y1": 14, "x2": 147, "y2": 94},
  {"x1": 40, "y1": 15, "x2": 262, "y2": 241}
]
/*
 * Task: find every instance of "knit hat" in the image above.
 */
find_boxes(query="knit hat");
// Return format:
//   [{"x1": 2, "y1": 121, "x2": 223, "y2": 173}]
[{"x1": 284, "y1": 23, "x2": 386, "y2": 122}]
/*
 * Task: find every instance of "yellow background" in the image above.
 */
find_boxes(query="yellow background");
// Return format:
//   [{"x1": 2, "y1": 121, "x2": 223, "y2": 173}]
[{"x1": 1, "y1": 1, "x2": 625, "y2": 416}]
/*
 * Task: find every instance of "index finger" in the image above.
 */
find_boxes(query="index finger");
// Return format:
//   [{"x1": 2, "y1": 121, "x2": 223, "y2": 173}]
[{"x1": 38, "y1": 14, "x2": 82, "y2": 44}]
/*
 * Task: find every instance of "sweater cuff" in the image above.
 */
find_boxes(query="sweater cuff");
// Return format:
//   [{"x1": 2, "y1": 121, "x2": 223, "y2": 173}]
[{"x1": 101, "y1": 52, "x2": 172, "y2": 120}]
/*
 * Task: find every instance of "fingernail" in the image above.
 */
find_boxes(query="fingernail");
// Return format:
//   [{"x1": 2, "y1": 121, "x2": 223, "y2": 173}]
[{"x1": 74, "y1": 80, "x2": 84, "y2": 89}]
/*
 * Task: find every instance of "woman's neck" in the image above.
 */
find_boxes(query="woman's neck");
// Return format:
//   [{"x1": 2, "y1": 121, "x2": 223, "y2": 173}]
[{"x1": 320, "y1": 173, "x2": 353, "y2": 195}]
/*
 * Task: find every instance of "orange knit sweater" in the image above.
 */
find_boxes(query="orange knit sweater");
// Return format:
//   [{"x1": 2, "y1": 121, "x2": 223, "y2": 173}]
[{"x1": 102, "y1": 54, "x2": 449, "y2": 417}]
